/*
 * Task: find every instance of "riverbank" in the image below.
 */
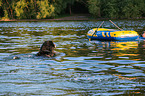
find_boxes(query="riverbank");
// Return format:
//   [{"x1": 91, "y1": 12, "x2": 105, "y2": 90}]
[
  {"x1": 0, "y1": 14, "x2": 93, "y2": 21},
  {"x1": 0, "y1": 14, "x2": 145, "y2": 21}
]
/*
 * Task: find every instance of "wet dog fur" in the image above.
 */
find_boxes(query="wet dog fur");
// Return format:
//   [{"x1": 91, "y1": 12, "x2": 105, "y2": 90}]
[{"x1": 36, "y1": 41, "x2": 56, "y2": 57}]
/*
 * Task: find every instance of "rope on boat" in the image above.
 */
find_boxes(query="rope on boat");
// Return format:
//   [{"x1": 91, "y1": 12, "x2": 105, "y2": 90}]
[
  {"x1": 92, "y1": 21, "x2": 104, "y2": 36},
  {"x1": 109, "y1": 20, "x2": 123, "y2": 31},
  {"x1": 97, "y1": 21, "x2": 104, "y2": 31}
]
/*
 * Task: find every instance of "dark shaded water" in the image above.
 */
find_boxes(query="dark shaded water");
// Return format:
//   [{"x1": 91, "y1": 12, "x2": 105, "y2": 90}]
[{"x1": 0, "y1": 20, "x2": 145, "y2": 95}]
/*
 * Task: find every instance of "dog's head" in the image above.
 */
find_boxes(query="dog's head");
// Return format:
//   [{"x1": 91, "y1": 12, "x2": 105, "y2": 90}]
[
  {"x1": 40, "y1": 41, "x2": 56, "y2": 52},
  {"x1": 37, "y1": 41, "x2": 56, "y2": 57}
]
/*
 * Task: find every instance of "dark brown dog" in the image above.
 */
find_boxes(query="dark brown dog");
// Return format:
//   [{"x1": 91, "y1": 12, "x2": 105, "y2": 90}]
[{"x1": 36, "y1": 41, "x2": 56, "y2": 57}]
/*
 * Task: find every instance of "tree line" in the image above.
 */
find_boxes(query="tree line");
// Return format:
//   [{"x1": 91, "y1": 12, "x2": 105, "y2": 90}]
[{"x1": 0, "y1": 0, "x2": 145, "y2": 20}]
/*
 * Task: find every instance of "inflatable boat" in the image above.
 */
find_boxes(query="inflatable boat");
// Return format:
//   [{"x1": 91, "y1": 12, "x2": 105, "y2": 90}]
[
  {"x1": 87, "y1": 20, "x2": 140, "y2": 41},
  {"x1": 87, "y1": 28, "x2": 139, "y2": 41}
]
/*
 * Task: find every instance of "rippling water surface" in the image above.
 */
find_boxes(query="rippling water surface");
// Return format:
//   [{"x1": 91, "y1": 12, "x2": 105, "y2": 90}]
[{"x1": 0, "y1": 20, "x2": 145, "y2": 95}]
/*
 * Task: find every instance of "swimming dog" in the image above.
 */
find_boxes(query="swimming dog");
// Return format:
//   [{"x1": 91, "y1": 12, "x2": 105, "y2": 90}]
[{"x1": 36, "y1": 41, "x2": 56, "y2": 57}]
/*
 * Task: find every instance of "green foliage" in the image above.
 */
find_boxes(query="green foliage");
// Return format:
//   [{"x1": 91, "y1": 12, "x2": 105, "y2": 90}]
[
  {"x1": 0, "y1": 0, "x2": 145, "y2": 19},
  {"x1": 52, "y1": 0, "x2": 68, "y2": 15},
  {"x1": 88, "y1": 0, "x2": 145, "y2": 19},
  {"x1": 36, "y1": 0, "x2": 55, "y2": 19},
  {"x1": 0, "y1": 0, "x2": 2, "y2": 6},
  {"x1": 101, "y1": 0, "x2": 118, "y2": 18},
  {"x1": 88, "y1": 0, "x2": 101, "y2": 17},
  {"x1": 3, "y1": 9, "x2": 9, "y2": 19},
  {"x1": 121, "y1": 0, "x2": 141, "y2": 18},
  {"x1": 15, "y1": 0, "x2": 28, "y2": 19},
  {"x1": 27, "y1": 0, "x2": 37, "y2": 19}
]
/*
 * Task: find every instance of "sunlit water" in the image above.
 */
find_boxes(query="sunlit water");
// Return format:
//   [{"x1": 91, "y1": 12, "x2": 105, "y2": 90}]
[{"x1": 0, "y1": 20, "x2": 145, "y2": 95}]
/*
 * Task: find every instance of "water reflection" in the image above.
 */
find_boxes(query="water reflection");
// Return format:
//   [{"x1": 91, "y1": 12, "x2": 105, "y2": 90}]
[{"x1": 87, "y1": 41, "x2": 140, "y2": 61}]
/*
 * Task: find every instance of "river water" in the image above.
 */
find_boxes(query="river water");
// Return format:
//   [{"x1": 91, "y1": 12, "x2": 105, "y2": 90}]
[{"x1": 0, "y1": 20, "x2": 145, "y2": 95}]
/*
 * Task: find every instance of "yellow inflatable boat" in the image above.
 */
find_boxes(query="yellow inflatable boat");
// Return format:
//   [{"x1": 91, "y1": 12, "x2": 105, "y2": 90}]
[
  {"x1": 87, "y1": 20, "x2": 139, "y2": 41},
  {"x1": 87, "y1": 28, "x2": 139, "y2": 41}
]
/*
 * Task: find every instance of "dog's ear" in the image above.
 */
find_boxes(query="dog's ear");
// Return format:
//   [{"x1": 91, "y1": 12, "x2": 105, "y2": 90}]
[
  {"x1": 40, "y1": 41, "x2": 47, "y2": 51},
  {"x1": 48, "y1": 41, "x2": 55, "y2": 48}
]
